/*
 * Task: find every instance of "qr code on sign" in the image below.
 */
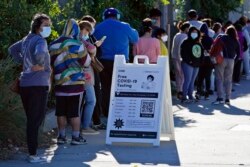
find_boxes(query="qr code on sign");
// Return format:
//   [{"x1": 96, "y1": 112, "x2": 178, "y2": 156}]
[{"x1": 140, "y1": 100, "x2": 155, "y2": 118}]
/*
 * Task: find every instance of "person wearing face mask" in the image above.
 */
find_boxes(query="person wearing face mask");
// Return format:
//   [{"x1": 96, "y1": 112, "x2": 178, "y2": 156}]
[
  {"x1": 180, "y1": 26, "x2": 204, "y2": 103},
  {"x1": 149, "y1": 8, "x2": 162, "y2": 37},
  {"x1": 8, "y1": 13, "x2": 52, "y2": 163},
  {"x1": 93, "y1": 7, "x2": 139, "y2": 117},
  {"x1": 81, "y1": 15, "x2": 106, "y2": 130},
  {"x1": 171, "y1": 21, "x2": 190, "y2": 100},
  {"x1": 78, "y1": 21, "x2": 99, "y2": 135},
  {"x1": 133, "y1": 18, "x2": 160, "y2": 64},
  {"x1": 49, "y1": 19, "x2": 91, "y2": 146},
  {"x1": 155, "y1": 28, "x2": 169, "y2": 56}
]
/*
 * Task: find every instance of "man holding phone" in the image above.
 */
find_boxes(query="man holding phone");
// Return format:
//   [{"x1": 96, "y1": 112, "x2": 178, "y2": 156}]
[{"x1": 93, "y1": 7, "x2": 139, "y2": 117}]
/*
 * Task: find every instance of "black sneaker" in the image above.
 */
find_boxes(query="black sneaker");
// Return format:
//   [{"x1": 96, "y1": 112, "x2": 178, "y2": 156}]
[
  {"x1": 204, "y1": 92, "x2": 210, "y2": 100},
  {"x1": 195, "y1": 94, "x2": 200, "y2": 101},
  {"x1": 212, "y1": 98, "x2": 224, "y2": 105},
  {"x1": 225, "y1": 99, "x2": 230, "y2": 105},
  {"x1": 208, "y1": 90, "x2": 214, "y2": 95},
  {"x1": 177, "y1": 92, "x2": 183, "y2": 100},
  {"x1": 181, "y1": 98, "x2": 191, "y2": 104},
  {"x1": 57, "y1": 135, "x2": 67, "y2": 144},
  {"x1": 71, "y1": 135, "x2": 87, "y2": 145}
]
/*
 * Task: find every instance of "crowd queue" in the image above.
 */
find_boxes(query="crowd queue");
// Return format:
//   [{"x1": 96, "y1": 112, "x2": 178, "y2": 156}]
[{"x1": 8, "y1": 7, "x2": 250, "y2": 163}]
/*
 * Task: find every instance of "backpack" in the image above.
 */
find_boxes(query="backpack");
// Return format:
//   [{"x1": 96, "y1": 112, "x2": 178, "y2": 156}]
[{"x1": 209, "y1": 36, "x2": 224, "y2": 65}]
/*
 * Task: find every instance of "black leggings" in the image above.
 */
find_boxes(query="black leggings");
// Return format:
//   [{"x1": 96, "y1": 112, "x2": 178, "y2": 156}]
[
  {"x1": 197, "y1": 66, "x2": 213, "y2": 93},
  {"x1": 20, "y1": 86, "x2": 48, "y2": 155},
  {"x1": 233, "y1": 59, "x2": 242, "y2": 83},
  {"x1": 99, "y1": 60, "x2": 114, "y2": 117}
]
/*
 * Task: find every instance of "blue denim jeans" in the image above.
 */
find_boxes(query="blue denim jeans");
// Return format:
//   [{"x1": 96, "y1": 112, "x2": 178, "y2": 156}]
[
  {"x1": 81, "y1": 84, "x2": 96, "y2": 128},
  {"x1": 181, "y1": 62, "x2": 199, "y2": 99},
  {"x1": 243, "y1": 50, "x2": 250, "y2": 76}
]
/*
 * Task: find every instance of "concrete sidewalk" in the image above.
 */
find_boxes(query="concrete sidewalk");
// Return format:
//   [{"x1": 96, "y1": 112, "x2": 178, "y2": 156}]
[{"x1": 1, "y1": 79, "x2": 250, "y2": 167}]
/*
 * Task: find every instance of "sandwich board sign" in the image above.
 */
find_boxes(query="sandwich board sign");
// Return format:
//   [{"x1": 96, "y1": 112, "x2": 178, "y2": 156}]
[{"x1": 106, "y1": 55, "x2": 175, "y2": 146}]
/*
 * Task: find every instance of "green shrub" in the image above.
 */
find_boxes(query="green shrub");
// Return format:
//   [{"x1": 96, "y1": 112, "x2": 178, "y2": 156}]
[{"x1": 0, "y1": 57, "x2": 25, "y2": 144}]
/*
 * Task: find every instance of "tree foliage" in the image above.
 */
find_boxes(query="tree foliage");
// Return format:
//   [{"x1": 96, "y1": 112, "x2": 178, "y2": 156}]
[{"x1": 175, "y1": 0, "x2": 243, "y2": 21}]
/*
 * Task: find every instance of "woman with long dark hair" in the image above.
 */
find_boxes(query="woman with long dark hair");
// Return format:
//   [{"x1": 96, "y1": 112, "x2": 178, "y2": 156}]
[{"x1": 213, "y1": 25, "x2": 240, "y2": 105}]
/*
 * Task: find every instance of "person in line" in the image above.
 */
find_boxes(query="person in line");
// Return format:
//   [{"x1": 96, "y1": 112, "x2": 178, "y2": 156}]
[
  {"x1": 81, "y1": 15, "x2": 106, "y2": 130},
  {"x1": 171, "y1": 21, "x2": 190, "y2": 100},
  {"x1": 233, "y1": 24, "x2": 246, "y2": 86},
  {"x1": 202, "y1": 18, "x2": 215, "y2": 38},
  {"x1": 210, "y1": 22, "x2": 223, "y2": 93},
  {"x1": 93, "y1": 7, "x2": 139, "y2": 117},
  {"x1": 213, "y1": 25, "x2": 240, "y2": 105},
  {"x1": 187, "y1": 9, "x2": 208, "y2": 33},
  {"x1": 238, "y1": 16, "x2": 250, "y2": 80},
  {"x1": 78, "y1": 20, "x2": 99, "y2": 134},
  {"x1": 155, "y1": 28, "x2": 169, "y2": 56},
  {"x1": 212, "y1": 22, "x2": 223, "y2": 39},
  {"x1": 180, "y1": 26, "x2": 204, "y2": 103},
  {"x1": 49, "y1": 19, "x2": 91, "y2": 145},
  {"x1": 196, "y1": 24, "x2": 214, "y2": 100},
  {"x1": 133, "y1": 18, "x2": 160, "y2": 64},
  {"x1": 149, "y1": 7, "x2": 162, "y2": 37},
  {"x1": 8, "y1": 13, "x2": 52, "y2": 163}
]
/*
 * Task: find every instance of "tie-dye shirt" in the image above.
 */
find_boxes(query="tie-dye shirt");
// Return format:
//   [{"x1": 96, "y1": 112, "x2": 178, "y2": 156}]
[{"x1": 49, "y1": 19, "x2": 91, "y2": 95}]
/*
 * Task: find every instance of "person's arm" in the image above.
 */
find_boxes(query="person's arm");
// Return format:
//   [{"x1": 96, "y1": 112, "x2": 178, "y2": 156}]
[
  {"x1": 8, "y1": 40, "x2": 23, "y2": 63},
  {"x1": 133, "y1": 43, "x2": 138, "y2": 57},
  {"x1": 78, "y1": 44, "x2": 92, "y2": 67},
  {"x1": 180, "y1": 40, "x2": 187, "y2": 60},
  {"x1": 171, "y1": 35, "x2": 177, "y2": 58},
  {"x1": 33, "y1": 38, "x2": 49, "y2": 71},
  {"x1": 156, "y1": 39, "x2": 161, "y2": 56},
  {"x1": 82, "y1": 39, "x2": 96, "y2": 57},
  {"x1": 127, "y1": 24, "x2": 139, "y2": 44}
]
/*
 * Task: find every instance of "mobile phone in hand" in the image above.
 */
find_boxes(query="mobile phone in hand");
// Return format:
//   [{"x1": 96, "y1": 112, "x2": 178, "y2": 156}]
[{"x1": 100, "y1": 36, "x2": 107, "y2": 41}]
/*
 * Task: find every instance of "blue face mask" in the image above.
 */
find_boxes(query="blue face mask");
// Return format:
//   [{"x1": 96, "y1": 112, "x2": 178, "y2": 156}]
[
  {"x1": 82, "y1": 34, "x2": 89, "y2": 41},
  {"x1": 151, "y1": 19, "x2": 157, "y2": 25},
  {"x1": 191, "y1": 32, "x2": 198, "y2": 39}
]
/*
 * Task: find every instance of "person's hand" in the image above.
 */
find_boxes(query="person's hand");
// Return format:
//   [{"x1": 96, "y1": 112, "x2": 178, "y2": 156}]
[
  {"x1": 95, "y1": 40, "x2": 103, "y2": 47},
  {"x1": 31, "y1": 65, "x2": 44, "y2": 71}
]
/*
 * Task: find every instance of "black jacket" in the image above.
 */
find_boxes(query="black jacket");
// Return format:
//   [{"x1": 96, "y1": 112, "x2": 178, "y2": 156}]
[{"x1": 181, "y1": 27, "x2": 204, "y2": 67}]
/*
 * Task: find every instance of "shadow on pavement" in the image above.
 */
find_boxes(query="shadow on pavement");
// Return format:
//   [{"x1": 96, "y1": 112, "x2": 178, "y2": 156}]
[{"x1": 108, "y1": 140, "x2": 180, "y2": 166}]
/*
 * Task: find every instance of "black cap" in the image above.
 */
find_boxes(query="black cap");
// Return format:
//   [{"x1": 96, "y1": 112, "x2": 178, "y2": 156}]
[{"x1": 188, "y1": 9, "x2": 197, "y2": 19}]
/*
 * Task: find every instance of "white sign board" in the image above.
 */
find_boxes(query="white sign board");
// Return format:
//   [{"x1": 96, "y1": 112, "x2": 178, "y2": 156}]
[{"x1": 106, "y1": 55, "x2": 174, "y2": 146}]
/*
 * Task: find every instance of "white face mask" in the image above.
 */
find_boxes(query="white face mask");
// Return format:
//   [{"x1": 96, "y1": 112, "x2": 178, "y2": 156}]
[
  {"x1": 40, "y1": 26, "x2": 51, "y2": 38},
  {"x1": 82, "y1": 34, "x2": 89, "y2": 41},
  {"x1": 191, "y1": 32, "x2": 198, "y2": 39},
  {"x1": 161, "y1": 35, "x2": 168, "y2": 42}
]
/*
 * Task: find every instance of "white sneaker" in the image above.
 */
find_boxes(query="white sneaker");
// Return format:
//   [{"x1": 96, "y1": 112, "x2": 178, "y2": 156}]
[
  {"x1": 81, "y1": 128, "x2": 100, "y2": 135},
  {"x1": 27, "y1": 155, "x2": 47, "y2": 163},
  {"x1": 234, "y1": 83, "x2": 240, "y2": 86}
]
